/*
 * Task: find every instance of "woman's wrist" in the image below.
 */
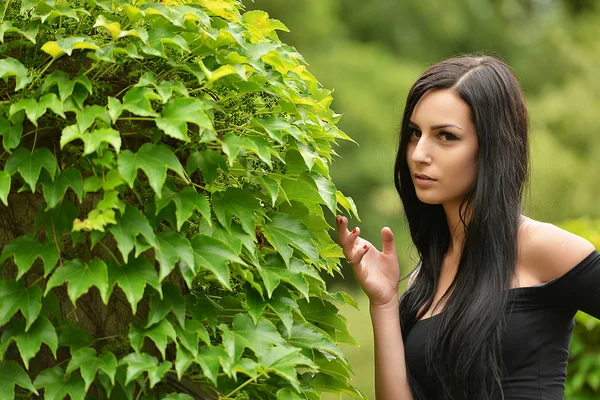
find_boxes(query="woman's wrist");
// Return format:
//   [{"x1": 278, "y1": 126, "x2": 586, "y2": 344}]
[{"x1": 369, "y1": 296, "x2": 400, "y2": 313}]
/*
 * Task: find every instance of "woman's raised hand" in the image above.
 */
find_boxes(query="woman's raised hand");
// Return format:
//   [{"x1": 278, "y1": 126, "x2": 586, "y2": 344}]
[{"x1": 336, "y1": 216, "x2": 401, "y2": 307}]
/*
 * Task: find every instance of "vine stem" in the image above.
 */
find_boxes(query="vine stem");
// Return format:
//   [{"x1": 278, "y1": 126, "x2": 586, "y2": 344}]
[
  {"x1": 98, "y1": 240, "x2": 120, "y2": 263},
  {"x1": 222, "y1": 370, "x2": 267, "y2": 399}
]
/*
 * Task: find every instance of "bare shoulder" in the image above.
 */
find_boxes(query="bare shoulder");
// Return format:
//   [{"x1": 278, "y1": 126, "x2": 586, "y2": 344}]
[{"x1": 518, "y1": 216, "x2": 596, "y2": 283}]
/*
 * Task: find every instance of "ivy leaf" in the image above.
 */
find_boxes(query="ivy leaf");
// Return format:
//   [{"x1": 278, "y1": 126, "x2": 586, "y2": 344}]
[
  {"x1": 45, "y1": 258, "x2": 110, "y2": 305},
  {"x1": 174, "y1": 319, "x2": 210, "y2": 357},
  {"x1": 298, "y1": 298, "x2": 348, "y2": 334},
  {"x1": 0, "y1": 280, "x2": 42, "y2": 330},
  {"x1": 175, "y1": 346, "x2": 195, "y2": 381},
  {"x1": 311, "y1": 172, "x2": 337, "y2": 214},
  {"x1": 186, "y1": 149, "x2": 228, "y2": 184},
  {"x1": 276, "y1": 388, "x2": 304, "y2": 400},
  {"x1": 143, "y1": 28, "x2": 190, "y2": 57},
  {"x1": 146, "y1": 283, "x2": 186, "y2": 328},
  {"x1": 262, "y1": 213, "x2": 319, "y2": 267},
  {"x1": 253, "y1": 116, "x2": 304, "y2": 144},
  {"x1": 33, "y1": 366, "x2": 86, "y2": 400},
  {"x1": 41, "y1": 36, "x2": 99, "y2": 57},
  {"x1": 57, "y1": 321, "x2": 94, "y2": 351},
  {"x1": 155, "y1": 97, "x2": 214, "y2": 142},
  {"x1": 41, "y1": 71, "x2": 92, "y2": 103},
  {"x1": 287, "y1": 322, "x2": 345, "y2": 362},
  {"x1": 219, "y1": 314, "x2": 285, "y2": 360},
  {"x1": 257, "y1": 255, "x2": 309, "y2": 299},
  {"x1": 4, "y1": 147, "x2": 58, "y2": 192},
  {"x1": 42, "y1": 167, "x2": 84, "y2": 209},
  {"x1": 0, "y1": 235, "x2": 59, "y2": 279},
  {"x1": 0, "y1": 317, "x2": 58, "y2": 369},
  {"x1": 191, "y1": 234, "x2": 245, "y2": 289},
  {"x1": 244, "y1": 285, "x2": 266, "y2": 324},
  {"x1": 212, "y1": 187, "x2": 261, "y2": 235},
  {"x1": 60, "y1": 124, "x2": 122, "y2": 155},
  {"x1": 196, "y1": 346, "x2": 229, "y2": 385},
  {"x1": 163, "y1": 394, "x2": 195, "y2": 400},
  {"x1": 0, "y1": 114, "x2": 23, "y2": 151},
  {"x1": 259, "y1": 345, "x2": 316, "y2": 391},
  {"x1": 130, "y1": 319, "x2": 177, "y2": 359},
  {"x1": 9, "y1": 93, "x2": 65, "y2": 126},
  {"x1": 336, "y1": 191, "x2": 360, "y2": 222},
  {"x1": 155, "y1": 230, "x2": 195, "y2": 281},
  {"x1": 118, "y1": 143, "x2": 188, "y2": 198},
  {"x1": 108, "y1": 257, "x2": 161, "y2": 314},
  {"x1": 155, "y1": 184, "x2": 211, "y2": 231},
  {"x1": 65, "y1": 348, "x2": 118, "y2": 392},
  {"x1": 120, "y1": 352, "x2": 172, "y2": 388},
  {"x1": 0, "y1": 58, "x2": 32, "y2": 91},
  {"x1": 0, "y1": 170, "x2": 10, "y2": 206},
  {"x1": 0, "y1": 360, "x2": 38, "y2": 399},
  {"x1": 109, "y1": 204, "x2": 158, "y2": 261},
  {"x1": 121, "y1": 86, "x2": 160, "y2": 117},
  {"x1": 266, "y1": 287, "x2": 299, "y2": 337}
]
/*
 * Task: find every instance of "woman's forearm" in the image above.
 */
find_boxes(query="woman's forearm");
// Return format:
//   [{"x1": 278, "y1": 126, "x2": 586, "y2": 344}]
[{"x1": 370, "y1": 300, "x2": 414, "y2": 400}]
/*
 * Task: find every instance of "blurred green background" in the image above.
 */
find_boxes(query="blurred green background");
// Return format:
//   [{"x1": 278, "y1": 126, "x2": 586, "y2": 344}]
[{"x1": 243, "y1": 1, "x2": 600, "y2": 398}]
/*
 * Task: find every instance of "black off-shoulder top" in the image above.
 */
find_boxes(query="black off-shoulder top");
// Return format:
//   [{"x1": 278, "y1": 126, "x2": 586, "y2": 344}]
[{"x1": 404, "y1": 249, "x2": 600, "y2": 400}]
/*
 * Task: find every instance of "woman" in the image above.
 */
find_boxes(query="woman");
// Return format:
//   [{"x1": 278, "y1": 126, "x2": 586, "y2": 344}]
[{"x1": 336, "y1": 55, "x2": 600, "y2": 399}]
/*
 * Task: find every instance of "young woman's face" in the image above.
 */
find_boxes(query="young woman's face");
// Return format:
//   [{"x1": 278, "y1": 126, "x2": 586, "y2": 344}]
[{"x1": 406, "y1": 88, "x2": 479, "y2": 207}]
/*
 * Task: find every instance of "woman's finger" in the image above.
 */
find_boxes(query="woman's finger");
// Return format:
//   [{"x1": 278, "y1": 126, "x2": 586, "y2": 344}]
[
  {"x1": 349, "y1": 242, "x2": 370, "y2": 266},
  {"x1": 343, "y1": 226, "x2": 361, "y2": 257}
]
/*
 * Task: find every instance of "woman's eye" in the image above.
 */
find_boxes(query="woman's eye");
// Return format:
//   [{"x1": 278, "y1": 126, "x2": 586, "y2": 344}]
[
  {"x1": 439, "y1": 132, "x2": 458, "y2": 141},
  {"x1": 408, "y1": 128, "x2": 421, "y2": 139}
]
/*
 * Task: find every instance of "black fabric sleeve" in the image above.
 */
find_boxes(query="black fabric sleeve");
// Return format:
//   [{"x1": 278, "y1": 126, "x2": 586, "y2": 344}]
[{"x1": 542, "y1": 249, "x2": 600, "y2": 318}]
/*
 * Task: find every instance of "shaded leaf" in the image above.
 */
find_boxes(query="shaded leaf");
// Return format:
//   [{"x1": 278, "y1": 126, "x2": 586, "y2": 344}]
[
  {"x1": 212, "y1": 187, "x2": 261, "y2": 235},
  {"x1": 129, "y1": 320, "x2": 176, "y2": 359},
  {"x1": 42, "y1": 167, "x2": 83, "y2": 209},
  {"x1": 146, "y1": 283, "x2": 186, "y2": 328},
  {"x1": 118, "y1": 143, "x2": 188, "y2": 197},
  {"x1": 32, "y1": 366, "x2": 86, "y2": 400},
  {"x1": 262, "y1": 213, "x2": 319, "y2": 267},
  {"x1": 0, "y1": 317, "x2": 57, "y2": 369},
  {"x1": 0, "y1": 170, "x2": 10, "y2": 206},
  {"x1": 120, "y1": 352, "x2": 172, "y2": 388},
  {"x1": 155, "y1": 184, "x2": 211, "y2": 231},
  {"x1": 108, "y1": 204, "x2": 158, "y2": 261},
  {"x1": 108, "y1": 257, "x2": 161, "y2": 314},
  {"x1": 65, "y1": 348, "x2": 118, "y2": 391},
  {"x1": 0, "y1": 360, "x2": 38, "y2": 399},
  {"x1": 219, "y1": 313, "x2": 285, "y2": 360},
  {"x1": 4, "y1": 147, "x2": 57, "y2": 192},
  {"x1": 0, "y1": 58, "x2": 32, "y2": 91},
  {"x1": 0, "y1": 235, "x2": 59, "y2": 279},
  {"x1": 0, "y1": 280, "x2": 42, "y2": 330},
  {"x1": 191, "y1": 234, "x2": 245, "y2": 289},
  {"x1": 155, "y1": 230, "x2": 195, "y2": 281},
  {"x1": 45, "y1": 258, "x2": 110, "y2": 304},
  {"x1": 155, "y1": 97, "x2": 214, "y2": 142}
]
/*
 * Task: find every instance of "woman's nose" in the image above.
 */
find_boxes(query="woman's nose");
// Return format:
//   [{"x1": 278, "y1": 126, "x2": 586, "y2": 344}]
[{"x1": 411, "y1": 140, "x2": 432, "y2": 164}]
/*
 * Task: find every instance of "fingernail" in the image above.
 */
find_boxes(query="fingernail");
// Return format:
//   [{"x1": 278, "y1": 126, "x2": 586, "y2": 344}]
[
  {"x1": 352, "y1": 228, "x2": 357, "y2": 234},
  {"x1": 363, "y1": 245, "x2": 368, "y2": 250},
  {"x1": 336, "y1": 216, "x2": 340, "y2": 224}
]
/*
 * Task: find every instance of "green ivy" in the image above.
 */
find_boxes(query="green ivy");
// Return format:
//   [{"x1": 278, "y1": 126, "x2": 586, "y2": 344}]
[{"x1": 0, "y1": 0, "x2": 363, "y2": 399}]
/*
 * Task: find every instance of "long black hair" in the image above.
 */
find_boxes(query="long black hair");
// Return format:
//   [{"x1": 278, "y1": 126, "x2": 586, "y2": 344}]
[{"x1": 396, "y1": 55, "x2": 529, "y2": 399}]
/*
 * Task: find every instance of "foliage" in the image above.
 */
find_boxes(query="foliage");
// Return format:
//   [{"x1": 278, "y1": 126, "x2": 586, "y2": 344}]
[
  {"x1": 0, "y1": 0, "x2": 364, "y2": 399},
  {"x1": 560, "y1": 218, "x2": 600, "y2": 399}
]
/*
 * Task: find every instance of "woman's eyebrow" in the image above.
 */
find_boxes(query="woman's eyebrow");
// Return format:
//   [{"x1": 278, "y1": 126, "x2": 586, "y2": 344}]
[{"x1": 409, "y1": 120, "x2": 463, "y2": 131}]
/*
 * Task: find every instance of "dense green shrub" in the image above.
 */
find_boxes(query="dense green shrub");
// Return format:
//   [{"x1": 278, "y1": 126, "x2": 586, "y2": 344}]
[{"x1": 0, "y1": 0, "x2": 363, "y2": 398}]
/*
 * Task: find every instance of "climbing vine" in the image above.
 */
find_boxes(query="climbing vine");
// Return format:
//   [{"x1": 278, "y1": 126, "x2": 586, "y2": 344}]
[{"x1": 0, "y1": 0, "x2": 363, "y2": 398}]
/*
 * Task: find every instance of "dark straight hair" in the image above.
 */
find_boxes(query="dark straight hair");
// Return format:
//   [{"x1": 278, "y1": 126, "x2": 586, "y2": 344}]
[{"x1": 395, "y1": 55, "x2": 530, "y2": 399}]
